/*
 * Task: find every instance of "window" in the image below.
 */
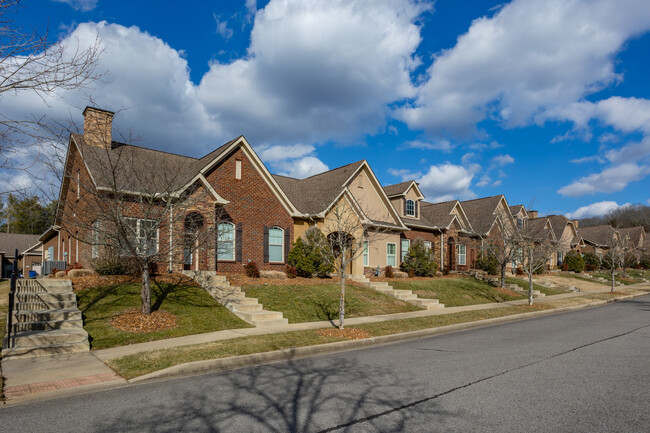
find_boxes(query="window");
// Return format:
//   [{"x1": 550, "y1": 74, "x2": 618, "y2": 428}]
[
  {"x1": 363, "y1": 241, "x2": 369, "y2": 266},
  {"x1": 406, "y1": 199, "x2": 415, "y2": 217},
  {"x1": 424, "y1": 241, "x2": 432, "y2": 252},
  {"x1": 47, "y1": 246, "x2": 54, "y2": 260},
  {"x1": 401, "y1": 239, "x2": 410, "y2": 262},
  {"x1": 122, "y1": 218, "x2": 158, "y2": 255},
  {"x1": 557, "y1": 251, "x2": 563, "y2": 265},
  {"x1": 517, "y1": 218, "x2": 523, "y2": 229},
  {"x1": 217, "y1": 222, "x2": 235, "y2": 261},
  {"x1": 386, "y1": 243, "x2": 396, "y2": 267},
  {"x1": 268, "y1": 227, "x2": 284, "y2": 262},
  {"x1": 457, "y1": 244, "x2": 466, "y2": 265},
  {"x1": 235, "y1": 159, "x2": 242, "y2": 180},
  {"x1": 91, "y1": 221, "x2": 100, "y2": 259}
]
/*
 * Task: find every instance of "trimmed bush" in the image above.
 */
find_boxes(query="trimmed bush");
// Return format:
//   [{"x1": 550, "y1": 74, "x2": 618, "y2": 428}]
[
  {"x1": 243, "y1": 261, "x2": 260, "y2": 278},
  {"x1": 640, "y1": 254, "x2": 650, "y2": 270},
  {"x1": 400, "y1": 240, "x2": 437, "y2": 277},
  {"x1": 583, "y1": 253, "x2": 601, "y2": 271},
  {"x1": 563, "y1": 251, "x2": 585, "y2": 273},
  {"x1": 476, "y1": 253, "x2": 499, "y2": 275},
  {"x1": 384, "y1": 265, "x2": 394, "y2": 278},
  {"x1": 287, "y1": 237, "x2": 314, "y2": 277},
  {"x1": 287, "y1": 228, "x2": 335, "y2": 278},
  {"x1": 623, "y1": 252, "x2": 638, "y2": 270}
]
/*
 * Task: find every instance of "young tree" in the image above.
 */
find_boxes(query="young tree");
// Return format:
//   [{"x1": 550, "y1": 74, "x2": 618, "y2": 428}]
[
  {"x1": 481, "y1": 220, "x2": 519, "y2": 288},
  {"x1": 519, "y1": 221, "x2": 556, "y2": 305},
  {"x1": 601, "y1": 233, "x2": 625, "y2": 292}
]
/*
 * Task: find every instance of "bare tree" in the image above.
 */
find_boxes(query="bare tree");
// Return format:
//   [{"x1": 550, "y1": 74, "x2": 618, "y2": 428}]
[
  {"x1": 518, "y1": 222, "x2": 556, "y2": 305},
  {"x1": 601, "y1": 233, "x2": 625, "y2": 292},
  {"x1": 0, "y1": 0, "x2": 103, "y2": 170},
  {"x1": 481, "y1": 220, "x2": 519, "y2": 288},
  {"x1": 311, "y1": 197, "x2": 391, "y2": 330}
]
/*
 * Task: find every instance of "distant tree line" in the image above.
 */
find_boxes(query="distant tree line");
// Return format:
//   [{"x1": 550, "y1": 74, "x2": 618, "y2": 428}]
[
  {"x1": 0, "y1": 194, "x2": 56, "y2": 235},
  {"x1": 579, "y1": 204, "x2": 650, "y2": 231}
]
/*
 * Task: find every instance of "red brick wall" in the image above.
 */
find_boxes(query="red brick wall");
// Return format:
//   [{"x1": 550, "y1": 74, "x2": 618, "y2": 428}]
[{"x1": 204, "y1": 147, "x2": 294, "y2": 273}]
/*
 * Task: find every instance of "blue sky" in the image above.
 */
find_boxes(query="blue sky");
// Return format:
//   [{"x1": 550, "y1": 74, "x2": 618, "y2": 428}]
[{"x1": 5, "y1": 0, "x2": 650, "y2": 219}]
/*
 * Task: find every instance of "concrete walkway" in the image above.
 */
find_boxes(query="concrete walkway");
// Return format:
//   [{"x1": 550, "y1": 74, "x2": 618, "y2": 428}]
[{"x1": 3, "y1": 282, "x2": 648, "y2": 403}]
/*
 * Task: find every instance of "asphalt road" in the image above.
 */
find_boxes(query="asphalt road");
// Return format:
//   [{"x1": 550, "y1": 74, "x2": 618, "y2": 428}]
[{"x1": 2, "y1": 295, "x2": 649, "y2": 432}]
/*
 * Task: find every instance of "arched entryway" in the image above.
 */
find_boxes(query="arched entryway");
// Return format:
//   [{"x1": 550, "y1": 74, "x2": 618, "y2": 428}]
[
  {"x1": 327, "y1": 231, "x2": 354, "y2": 274},
  {"x1": 184, "y1": 212, "x2": 204, "y2": 271}
]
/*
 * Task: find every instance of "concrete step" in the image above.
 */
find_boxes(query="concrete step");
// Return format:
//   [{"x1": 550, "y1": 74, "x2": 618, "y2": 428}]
[
  {"x1": 229, "y1": 303, "x2": 263, "y2": 313},
  {"x1": 13, "y1": 308, "x2": 82, "y2": 323},
  {"x1": 370, "y1": 282, "x2": 389, "y2": 287},
  {"x1": 394, "y1": 293, "x2": 417, "y2": 301},
  {"x1": 238, "y1": 310, "x2": 285, "y2": 323},
  {"x1": 4, "y1": 328, "x2": 89, "y2": 348},
  {"x1": 253, "y1": 318, "x2": 289, "y2": 327},
  {"x1": 16, "y1": 279, "x2": 73, "y2": 294},
  {"x1": 16, "y1": 292, "x2": 77, "y2": 303},
  {"x1": 11, "y1": 318, "x2": 84, "y2": 333},
  {"x1": 182, "y1": 270, "x2": 216, "y2": 278},
  {"x1": 412, "y1": 299, "x2": 444, "y2": 309},
  {"x1": 16, "y1": 300, "x2": 78, "y2": 311},
  {"x1": 1, "y1": 341, "x2": 90, "y2": 359}
]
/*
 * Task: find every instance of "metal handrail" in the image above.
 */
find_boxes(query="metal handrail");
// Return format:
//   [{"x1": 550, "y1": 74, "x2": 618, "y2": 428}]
[{"x1": 6, "y1": 249, "x2": 18, "y2": 349}]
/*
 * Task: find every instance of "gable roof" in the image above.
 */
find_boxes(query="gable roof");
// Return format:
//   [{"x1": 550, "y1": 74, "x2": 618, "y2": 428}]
[
  {"x1": 546, "y1": 215, "x2": 578, "y2": 242},
  {"x1": 460, "y1": 195, "x2": 510, "y2": 235},
  {"x1": 509, "y1": 204, "x2": 525, "y2": 216},
  {"x1": 526, "y1": 217, "x2": 555, "y2": 241},
  {"x1": 577, "y1": 225, "x2": 617, "y2": 247},
  {"x1": 618, "y1": 226, "x2": 646, "y2": 249},
  {"x1": 383, "y1": 181, "x2": 414, "y2": 198},
  {"x1": 0, "y1": 233, "x2": 41, "y2": 258}
]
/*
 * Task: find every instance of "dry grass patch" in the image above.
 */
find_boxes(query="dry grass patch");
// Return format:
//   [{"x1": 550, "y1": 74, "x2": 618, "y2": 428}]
[{"x1": 111, "y1": 309, "x2": 178, "y2": 333}]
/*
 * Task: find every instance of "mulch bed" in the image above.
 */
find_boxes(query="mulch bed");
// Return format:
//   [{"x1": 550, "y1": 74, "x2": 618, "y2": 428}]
[
  {"x1": 315, "y1": 328, "x2": 371, "y2": 340},
  {"x1": 111, "y1": 308, "x2": 179, "y2": 333}
]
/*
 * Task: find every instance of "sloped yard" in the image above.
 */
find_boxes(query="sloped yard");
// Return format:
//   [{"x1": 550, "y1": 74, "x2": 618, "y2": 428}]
[
  {"x1": 389, "y1": 277, "x2": 525, "y2": 307},
  {"x1": 242, "y1": 283, "x2": 421, "y2": 323},
  {"x1": 77, "y1": 280, "x2": 251, "y2": 349},
  {"x1": 505, "y1": 277, "x2": 565, "y2": 296}
]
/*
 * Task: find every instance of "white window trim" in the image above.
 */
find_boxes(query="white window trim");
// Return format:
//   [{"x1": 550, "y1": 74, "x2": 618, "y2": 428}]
[
  {"x1": 457, "y1": 244, "x2": 466, "y2": 266},
  {"x1": 123, "y1": 217, "x2": 160, "y2": 255},
  {"x1": 386, "y1": 242, "x2": 396, "y2": 267},
  {"x1": 217, "y1": 221, "x2": 236, "y2": 261},
  {"x1": 424, "y1": 241, "x2": 432, "y2": 251},
  {"x1": 405, "y1": 199, "x2": 415, "y2": 217},
  {"x1": 363, "y1": 241, "x2": 369, "y2": 266},
  {"x1": 268, "y1": 226, "x2": 284, "y2": 263}
]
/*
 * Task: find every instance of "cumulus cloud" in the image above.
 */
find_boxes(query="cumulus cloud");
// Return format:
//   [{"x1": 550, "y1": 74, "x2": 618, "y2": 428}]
[
  {"x1": 213, "y1": 15, "x2": 234, "y2": 40},
  {"x1": 400, "y1": 139, "x2": 454, "y2": 152},
  {"x1": 391, "y1": 163, "x2": 479, "y2": 202},
  {"x1": 53, "y1": 0, "x2": 97, "y2": 11},
  {"x1": 258, "y1": 144, "x2": 316, "y2": 162},
  {"x1": 491, "y1": 154, "x2": 514, "y2": 166},
  {"x1": 399, "y1": 0, "x2": 650, "y2": 136},
  {"x1": 566, "y1": 201, "x2": 632, "y2": 219},
  {"x1": 258, "y1": 144, "x2": 329, "y2": 178},
  {"x1": 558, "y1": 163, "x2": 649, "y2": 197},
  {"x1": 273, "y1": 156, "x2": 329, "y2": 179}
]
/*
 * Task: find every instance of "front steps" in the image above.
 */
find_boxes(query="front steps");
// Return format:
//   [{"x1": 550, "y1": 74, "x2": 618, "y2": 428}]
[
  {"x1": 183, "y1": 271, "x2": 288, "y2": 327},
  {"x1": 2, "y1": 279, "x2": 89, "y2": 359},
  {"x1": 506, "y1": 283, "x2": 546, "y2": 298},
  {"x1": 349, "y1": 276, "x2": 444, "y2": 310}
]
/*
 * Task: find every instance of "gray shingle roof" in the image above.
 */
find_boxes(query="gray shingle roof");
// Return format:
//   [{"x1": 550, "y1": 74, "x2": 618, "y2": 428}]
[
  {"x1": 577, "y1": 225, "x2": 617, "y2": 247},
  {"x1": 418, "y1": 200, "x2": 458, "y2": 229},
  {"x1": 526, "y1": 218, "x2": 553, "y2": 239},
  {"x1": 74, "y1": 134, "x2": 239, "y2": 195},
  {"x1": 618, "y1": 226, "x2": 645, "y2": 249},
  {"x1": 546, "y1": 215, "x2": 575, "y2": 241},
  {"x1": 382, "y1": 181, "x2": 413, "y2": 197},
  {"x1": 271, "y1": 161, "x2": 365, "y2": 215},
  {"x1": 0, "y1": 233, "x2": 41, "y2": 258},
  {"x1": 509, "y1": 204, "x2": 524, "y2": 216},
  {"x1": 460, "y1": 195, "x2": 506, "y2": 235}
]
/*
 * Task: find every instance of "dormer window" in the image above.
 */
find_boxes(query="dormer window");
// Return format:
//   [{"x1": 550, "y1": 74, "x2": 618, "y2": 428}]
[{"x1": 406, "y1": 199, "x2": 415, "y2": 217}]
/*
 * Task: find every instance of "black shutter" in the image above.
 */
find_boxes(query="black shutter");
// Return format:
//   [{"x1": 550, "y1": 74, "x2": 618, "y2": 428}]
[
  {"x1": 284, "y1": 227, "x2": 291, "y2": 263},
  {"x1": 403, "y1": 197, "x2": 407, "y2": 215},
  {"x1": 414, "y1": 201, "x2": 418, "y2": 218},
  {"x1": 263, "y1": 226, "x2": 269, "y2": 263},
  {"x1": 235, "y1": 223, "x2": 243, "y2": 262}
]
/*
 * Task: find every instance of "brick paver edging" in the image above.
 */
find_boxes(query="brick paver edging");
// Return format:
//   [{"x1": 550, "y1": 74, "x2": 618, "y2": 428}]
[{"x1": 3, "y1": 372, "x2": 122, "y2": 399}]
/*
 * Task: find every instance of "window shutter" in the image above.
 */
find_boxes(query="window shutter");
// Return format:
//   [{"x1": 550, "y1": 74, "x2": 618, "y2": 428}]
[
  {"x1": 414, "y1": 201, "x2": 418, "y2": 218},
  {"x1": 263, "y1": 226, "x2": 269, "y2": 263},
  {"x1": 403, "y1": 197, "x2": 407, "y2": 215},
  {"x1": 284, "y1": 227, "x2": 291, "y2": 263},
  {"x1": 235, "y1": 223, "x2": 243, "y2": 262}
]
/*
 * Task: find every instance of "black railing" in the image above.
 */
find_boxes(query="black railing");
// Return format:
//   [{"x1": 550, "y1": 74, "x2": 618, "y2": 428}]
[{"x1": 6, "y1": 248, "x2": 18, "y2": 349}]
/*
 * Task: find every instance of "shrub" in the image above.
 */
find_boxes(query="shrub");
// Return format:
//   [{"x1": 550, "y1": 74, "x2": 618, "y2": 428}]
[
  {"x1": 476, "y1": 253, "x2": 499, "y2": 275},
  {"x1": 285, "y1": 264, "x2": 297, "y2": 278},
  {"x1": 640, "y1": 254, "x2": 650, "y2": 270},
  {"x1": 243, "y1": 261, "x2": 260, "y2": 278},
  {"x1": 623, "y1": 252, "x2": 638, "y2": 270},
  {"x1": 305, "y1": 227, "x2": 334, "y2": 277},
  {"x1": 563, "y1": 251, "x2": 585, "y2": 273},
  {"x1": 65, "y1": 262, "x2": 82, "y2": 275},
  {"x1": 287, "y1": 237, "x2": 314, "y2": 277},
  {"x1": 583, "y1": 253, "x2": 601, "y2": 271},
  {"x1": 400, "y1": 240, "x2": 437, "y2": 277},
  {"x1": 516, "y1": 267, "x2": 524, "y2": 276},
  {"x1": 384, "y1": 265, "x2": 394, "y2": 278},
  {"x1": 68, "y1": 269, "x2": 97, "y2": 277},
  {"x1": 560, "y1": 263, "x2": 569, "y2": 272}
]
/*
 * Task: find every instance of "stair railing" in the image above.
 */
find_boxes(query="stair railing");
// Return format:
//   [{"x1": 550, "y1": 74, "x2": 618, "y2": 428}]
[{"x1": 6, "y1": 249, "x2": 18, "y2": 349}]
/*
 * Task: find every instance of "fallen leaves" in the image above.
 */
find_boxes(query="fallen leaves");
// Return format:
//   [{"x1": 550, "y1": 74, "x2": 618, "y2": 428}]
[
  {"x1": 315, "y1": 328, "x2": 371, "y2": 340},
  {"x1": 111, "y1": 308, "x2": 178, "y2": 333}
]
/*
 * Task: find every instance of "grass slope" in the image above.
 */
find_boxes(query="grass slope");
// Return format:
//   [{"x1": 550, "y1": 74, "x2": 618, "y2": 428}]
[
  {"x1": 505, "y1": 277, "x2": 565, "y2": 296},
  {"x1": 77, "y1": 281, "x2": 251, "y2": 349},
  {"x1": 390, "y1": 277, "x2": 524, "y2": 307},
  {"x1": 242, "y1": 283, "x2": 420, "y2": 324}
]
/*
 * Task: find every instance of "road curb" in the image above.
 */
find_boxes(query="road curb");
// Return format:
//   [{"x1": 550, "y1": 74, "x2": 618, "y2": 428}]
[{"x1": 128, "y1": 292, "x2": 644, "y2": 384}]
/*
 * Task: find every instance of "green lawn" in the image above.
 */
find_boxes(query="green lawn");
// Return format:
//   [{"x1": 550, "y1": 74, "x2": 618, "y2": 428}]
[
  {"x1": 242, "y1": 283, "x2": 421, "y2": 324},
  {"x1": 77, "y1": 281, "x2": 251, "y2": 349},
  {"x1": 390, "y1": 277, "x2": 525, "y2": 307},
  {"x1": 505, "y1": 277, "x2": 565, "y2": 296}
]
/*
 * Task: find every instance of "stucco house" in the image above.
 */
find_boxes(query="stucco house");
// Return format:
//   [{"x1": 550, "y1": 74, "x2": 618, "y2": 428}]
[
  {"x1": 545, "y1": 215, "x2": 582, "y2": 267},
  {"x1": 576, "y1": 225, "x2": 621, "y2": 259}
]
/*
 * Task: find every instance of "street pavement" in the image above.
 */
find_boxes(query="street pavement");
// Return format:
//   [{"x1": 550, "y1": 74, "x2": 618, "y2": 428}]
[{"x1": 1, "y1": 294, "x2": 648, "y2": 432}]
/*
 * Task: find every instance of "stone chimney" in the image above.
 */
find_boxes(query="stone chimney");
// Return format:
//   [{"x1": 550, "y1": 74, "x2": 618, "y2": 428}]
[
  {"x1": 573, "y1": 219, "x2": 579, "y2": 228},
  {"x1": 528, "y1": 210, "x2": 538, "y2": 219},
  {"x1": 83, "y1": 106, "x2": 114, "y2": 148}
]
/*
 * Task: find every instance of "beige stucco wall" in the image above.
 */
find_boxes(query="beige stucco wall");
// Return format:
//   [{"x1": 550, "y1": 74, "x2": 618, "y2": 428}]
[{"x1": 348, "y1": 169, "x2": 395, "y2": 224}]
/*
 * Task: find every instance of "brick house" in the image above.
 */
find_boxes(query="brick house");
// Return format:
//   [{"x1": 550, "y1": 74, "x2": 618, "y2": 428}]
[
  {"x1": 0, "y1": 233, "x2": 41, "y2": 278},
  {"x1": 43, "y1": 107, "x2": 300, "y2": 274},
  {"x1": 576, "y1": 225, "x2": 621, "y2": 259},
  {"x1": 545, "y1": 215, "x2": 582, "y2": 267}
]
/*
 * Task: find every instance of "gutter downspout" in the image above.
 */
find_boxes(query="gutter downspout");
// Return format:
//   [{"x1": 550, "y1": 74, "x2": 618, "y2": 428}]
[
  {"x1": 169, "y1": 206, "x2": 173, "y2": 273},
  {"x1": 58, "y1": 231, "x2": 61, "y2": 261}
]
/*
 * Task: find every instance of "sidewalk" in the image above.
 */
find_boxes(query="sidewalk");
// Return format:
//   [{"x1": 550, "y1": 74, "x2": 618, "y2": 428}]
[{"x1": 3, "y1": 283, "x2": 648, "y2": 404}]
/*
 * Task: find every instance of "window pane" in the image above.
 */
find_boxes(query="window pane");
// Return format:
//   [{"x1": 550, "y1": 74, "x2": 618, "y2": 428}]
[
  {"x1": 268, "y1": 228, "x2": 283, "y2": 262},
  {"x1": 363, "y1": 241, "x2": 369, "y2": 266},
  {"x1": 387, "y1": 243, "x2": 396, "y2": 266},
  {"x1": 406, "y1": 200, "x2": 415, "y2": 216},
  {"x1": 269, "y1": 245, "x2": 283, "y2": 262},
  {"x1": 218, "y1": 223, "x2": 235, "y2": 260},
  {"x1": 401, "y1": 239, "x2": 410, "y2": 261}
]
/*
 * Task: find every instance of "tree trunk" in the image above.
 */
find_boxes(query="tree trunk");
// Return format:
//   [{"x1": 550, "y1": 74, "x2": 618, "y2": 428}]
[
  {"x1": 141, "y1": 265, "x2": 152, "y2": 314},
  {"x1": 611, "y1": 266, "x2": 616, "y2": 293},
  {"x1": 528, "y1": 273, "x2": 534, "y2": 306},
  {"x1": 500, "y1": 262, "x2": 506, "y2": 288},
  {"x1": 339, "y1": 271, "x2": 346, "y2": 330}
]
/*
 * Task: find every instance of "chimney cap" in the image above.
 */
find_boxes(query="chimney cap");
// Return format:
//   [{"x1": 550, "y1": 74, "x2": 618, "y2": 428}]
[{"x1": 83, "y1": 106, "x2": 115, "y2": 116}]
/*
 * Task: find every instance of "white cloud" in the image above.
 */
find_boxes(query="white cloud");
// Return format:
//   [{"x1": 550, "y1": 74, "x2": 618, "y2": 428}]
[
  {"x1": 53, "y1": 0, "x2": 97, "y2": 11},
  {"x1": 274, "y1": 156, "x2": 329, "y2": 179},
  {"x1": 213, "y1": 15, "x2": 234, "y2": 40},
  {"x1": 258, "y1": 144, "x2": 315, "y2": 162},
  {"x1": 392, "y1": 163, "x2": 479, "y2": 202},
  {"x1": 492, "y1": 179, "x2": 502, "y2": 187},
  {"x1": 570, "y1": 155, "x2": 606, "y2": 164},
  {"x1": 476, "y1": 175, "x2": 491, "y2": 187},
  {"x1": 566, "y1": 201, "x2": 632, "y2": 219},
  {"x1": 491, "y1": 154, "x2": 514, "y2": 166},
  {"x1": 400, "y1": 139, "x2": 454, "y2": 152},
  {"x1": 399, "y1": 0, "x2": 650, "y2": 136},
  {"x1": 558, "y1": 163, "x2": 649, "y2": 197}
]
